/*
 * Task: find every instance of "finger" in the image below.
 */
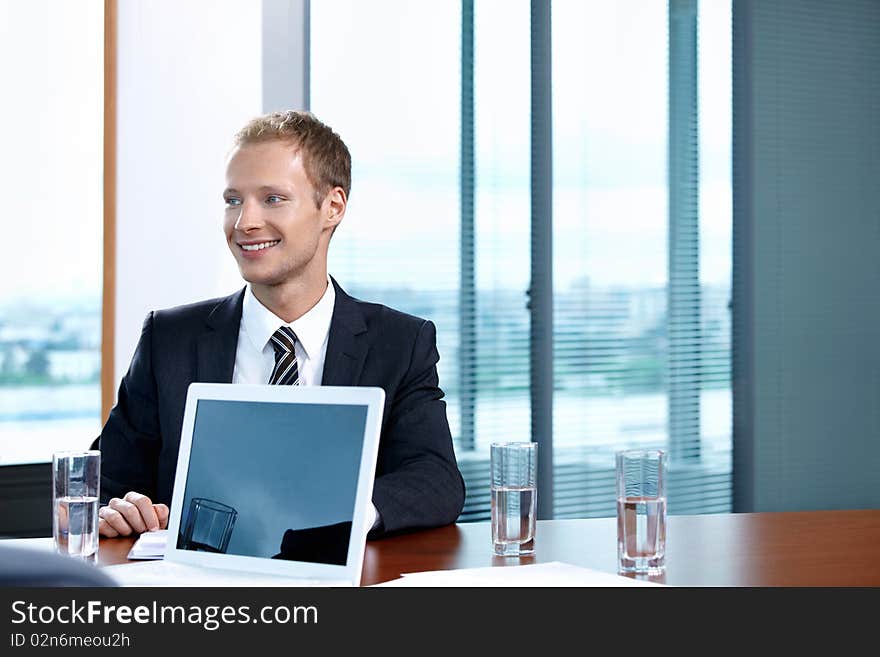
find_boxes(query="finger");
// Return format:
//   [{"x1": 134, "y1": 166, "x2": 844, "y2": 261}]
[
  {"x1": 154, "y1": 504, "x2": 170, "y2": 529},
  {"x1": 98, "y1": 517, "x2": 119, "y2": 538},
  {"x1": 108, "y1": 498, "x2": 147, "y2": 534},
  {"x1": 124, "y1": 491, "x2": 160, "y2": 531},
  {"x1": 99, "y1": 505, "x2": 133, "y2": 536}
]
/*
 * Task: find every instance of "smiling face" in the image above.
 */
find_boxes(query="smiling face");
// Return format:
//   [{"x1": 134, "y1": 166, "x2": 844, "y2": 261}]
[{"x1": 223, "y1": 140, "x2": 343, "y2": 292}]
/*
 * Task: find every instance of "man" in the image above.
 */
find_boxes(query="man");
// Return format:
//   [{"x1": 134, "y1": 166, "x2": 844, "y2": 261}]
[{"x1": 97, "y1": 110, "x2": 465, "y2": 539}]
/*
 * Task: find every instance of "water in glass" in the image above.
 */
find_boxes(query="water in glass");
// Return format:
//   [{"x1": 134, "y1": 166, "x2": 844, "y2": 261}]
[
  {"x1": 54, "y1": 495, "x2": 99, "y2": 561},
  {"x1": 491, "y1": 485, "x2": 536, "y2": 556},
  {"x1": 617, "y1": 495, "x2": 666, "y2": 573}
]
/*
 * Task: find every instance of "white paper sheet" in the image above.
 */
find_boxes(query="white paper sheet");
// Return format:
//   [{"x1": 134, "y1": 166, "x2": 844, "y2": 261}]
[
  {"x1": 127, "y1": 529, "x2": 168, "y2": 560},
  {"x1": 102, "y1": 560, "x2": 343, "y2": 587},
  {"x1": 372, "y1": 561, "x2": 664, "y2": 587},
  {"x1": 0, "y1": 537, "x2": 55, "y2": 552}
]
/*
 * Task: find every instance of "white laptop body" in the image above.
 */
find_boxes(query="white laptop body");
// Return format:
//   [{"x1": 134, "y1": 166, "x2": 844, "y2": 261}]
[{"x1": 105, "y1": 383, "x2": 384, "y2": 587}]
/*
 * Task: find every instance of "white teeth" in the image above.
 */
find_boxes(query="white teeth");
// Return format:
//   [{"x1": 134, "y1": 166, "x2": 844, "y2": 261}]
[{"x1": 241, "y1": 240, "x2": 280, "y2": 252}]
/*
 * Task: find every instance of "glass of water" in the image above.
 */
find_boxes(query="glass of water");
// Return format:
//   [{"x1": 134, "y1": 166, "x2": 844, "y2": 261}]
[
  {"x1": 52, "y1": 450, "x2": 101, "y2": 561},
  {"x1": 490, "y1": 442, "x2": 537, "y2": 556},
  {"x1": 616, "y1": 448, "x2": 667, "y2": 574}
]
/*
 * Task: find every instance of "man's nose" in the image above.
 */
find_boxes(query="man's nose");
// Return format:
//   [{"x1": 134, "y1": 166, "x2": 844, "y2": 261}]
[{"x1": 234, "y1": 201, "x2": 264, "y2": 231}]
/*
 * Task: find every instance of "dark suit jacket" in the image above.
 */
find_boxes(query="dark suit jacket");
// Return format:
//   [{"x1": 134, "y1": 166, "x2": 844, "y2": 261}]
[{"x1": 97, "y1": 278, "x2": 465, "y2": 536}]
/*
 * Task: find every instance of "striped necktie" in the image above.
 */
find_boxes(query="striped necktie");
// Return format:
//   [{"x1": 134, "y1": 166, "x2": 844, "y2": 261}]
[{"x1": 268, "y1": 326, "x2": 300, "y2": 385}]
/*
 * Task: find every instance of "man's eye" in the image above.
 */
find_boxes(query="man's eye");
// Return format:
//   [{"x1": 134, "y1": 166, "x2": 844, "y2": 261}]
[
  {"x1": 266, "y1": 195, "x2": 283, "y2": 204},
  {"x1": 224, "y1": 197, "x2": 241, "y2": 207}
]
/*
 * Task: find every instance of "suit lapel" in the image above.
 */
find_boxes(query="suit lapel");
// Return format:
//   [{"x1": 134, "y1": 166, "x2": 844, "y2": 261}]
[
  {"x1": 322, "y1": 278, "x2": 369, "y2": 386},
  {"x1": 196, "y1": 289, "x2": 245, "y2": 383}
]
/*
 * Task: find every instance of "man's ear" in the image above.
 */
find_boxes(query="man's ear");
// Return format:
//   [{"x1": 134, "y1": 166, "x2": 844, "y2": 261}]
[{"x1": 325, "y1": 186, "x2": 347, "y2": 229}]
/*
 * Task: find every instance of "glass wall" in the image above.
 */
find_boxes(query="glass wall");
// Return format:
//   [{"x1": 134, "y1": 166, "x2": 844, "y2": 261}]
[
  {"x1": 311, "y1": 0, "x2": 732, "y2": 520},
  {"x1": 551, "y1": 0, "x2": 732, "y2": 517},
  {"x1": 0, "y1": 0, "x2": 104, "y2": 465}
]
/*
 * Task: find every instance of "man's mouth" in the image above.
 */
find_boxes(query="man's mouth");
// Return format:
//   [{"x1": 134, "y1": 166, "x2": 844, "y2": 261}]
[{"x1": 240, "y1": 240, "x2": 280, "y2": 252}]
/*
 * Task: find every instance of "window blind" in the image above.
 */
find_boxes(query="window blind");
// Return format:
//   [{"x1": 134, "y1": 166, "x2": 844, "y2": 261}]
[
  {"x1": 550, "y1": 0, "x2": 732, "y2": 518},
  {"x1": 310, "y1": 0, "x2": 732, "y2": 521}
]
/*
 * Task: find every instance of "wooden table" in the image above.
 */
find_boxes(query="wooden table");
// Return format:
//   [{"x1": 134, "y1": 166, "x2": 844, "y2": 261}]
[{"x1": 98, "y1": 510, "x2": 880, "y2": 586}]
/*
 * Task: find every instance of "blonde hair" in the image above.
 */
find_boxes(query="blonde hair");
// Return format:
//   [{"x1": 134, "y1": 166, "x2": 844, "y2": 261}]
[{"x1": 234, "y1": 110, "x2": 351, "y2": 207}]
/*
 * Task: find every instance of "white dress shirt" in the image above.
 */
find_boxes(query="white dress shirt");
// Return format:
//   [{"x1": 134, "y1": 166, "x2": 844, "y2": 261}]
[
  {"x1": 232, "y1": 281, "x2": 335, "y2": 387},
  {"x1": 231, "y1": 279, "x2": 379, "y2": 529}
]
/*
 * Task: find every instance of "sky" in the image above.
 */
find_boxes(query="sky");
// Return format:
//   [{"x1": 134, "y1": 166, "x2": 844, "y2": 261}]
[
  {"x1": 0, "y1": 0, "x2": 731, "y2": 306},
  {"x1": 0, "y1": 0, "x2": 104, "y2": 305},
  {"x1": 314, "y1": 0, "x2": 732, "y2": 291}
]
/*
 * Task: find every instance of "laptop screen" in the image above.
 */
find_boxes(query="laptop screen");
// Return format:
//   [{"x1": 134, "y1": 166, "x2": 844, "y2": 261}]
[{"x1": 176, "y1": 399, "x2": 369, "y2": 566}]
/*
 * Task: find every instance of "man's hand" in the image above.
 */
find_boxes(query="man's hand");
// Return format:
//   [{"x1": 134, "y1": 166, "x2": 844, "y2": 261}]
[{"x1": 98, "y1": 492, "x2": 169, "y2": 537}]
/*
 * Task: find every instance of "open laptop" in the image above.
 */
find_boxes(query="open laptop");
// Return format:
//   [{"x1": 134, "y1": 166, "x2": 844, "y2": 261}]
[{"x1": 103, "y1": 382, "x2": 384, "y2": 587}]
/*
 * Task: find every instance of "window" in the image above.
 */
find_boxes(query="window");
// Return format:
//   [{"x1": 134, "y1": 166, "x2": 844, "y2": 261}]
[
  {"x1": 310, "y1": 0, "x2": 732, "y2": 519},
  {"x1": 310, "y1": 0, "x2": 463, "y2": 447},
  {"x1": 0, "y1": 0, "x2": 104, "y2": 465},
  {"x1": 551, "y1": 0, "x2": 732, "y2": 516}
]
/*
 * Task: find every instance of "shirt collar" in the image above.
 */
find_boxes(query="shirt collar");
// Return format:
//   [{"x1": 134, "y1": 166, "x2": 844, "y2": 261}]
[{"x1": 241, "y1": 279, "x2": 336, "y2": 360}]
